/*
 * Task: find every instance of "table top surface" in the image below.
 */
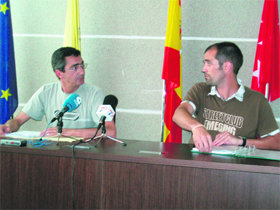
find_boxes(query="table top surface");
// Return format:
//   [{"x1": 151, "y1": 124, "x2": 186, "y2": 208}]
[{"x1": 1, "y1": 137, "x2": 279, "y2": 174}]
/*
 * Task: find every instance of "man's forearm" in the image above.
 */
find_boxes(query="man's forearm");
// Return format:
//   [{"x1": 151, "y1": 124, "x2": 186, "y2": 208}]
[
  {"x1": 62, "y1": 122, "x2": 116, "y2": 139},
  {"x1": 173, "y1": 106, "x2": 203, "y2": 131},
  {"x1": 246, "y1": 133, "x2": 280, "y2": 150},
  {"x1": 62, "y1": 128, "x2": 101, "y2": 139}
]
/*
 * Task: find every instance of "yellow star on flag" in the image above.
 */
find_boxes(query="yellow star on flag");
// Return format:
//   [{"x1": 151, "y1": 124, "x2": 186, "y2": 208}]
[
  {"x1": 1, "y1": 88, "x2": 12, "y2": 101},
  {"x1": 0, "y1": 2, "x2": 9, "y2": 15}
]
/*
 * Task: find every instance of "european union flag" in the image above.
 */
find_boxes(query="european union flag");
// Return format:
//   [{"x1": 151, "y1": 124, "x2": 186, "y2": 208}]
[{"x1": 0, "y1": 0, "x2": 18, "y2": 124}]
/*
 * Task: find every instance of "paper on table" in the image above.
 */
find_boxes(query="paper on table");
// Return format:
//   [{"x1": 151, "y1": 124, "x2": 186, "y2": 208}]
[
  {"x1": 191, "y1": 145, "x2": 280, "y2": 161},
  {"x1": 4, "y1": 131, "x2": 41, "y2": 139},
  {"x1": 191, "y1": 146, "x2": 240, "y2": 155},
  {"x1": 2, "y1": 130, "x2": 80, "y2": 142},
  {"x1": 237, "y1": 149, "x2": 280, "y2": 161}
]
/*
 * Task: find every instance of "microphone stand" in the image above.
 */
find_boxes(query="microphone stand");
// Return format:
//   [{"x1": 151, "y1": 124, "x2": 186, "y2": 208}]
[
  {"x1": 94, "y1": 119, "x2": 126, "y2": 147},
  {"x1": 56, "y1": 116, "x2": 63, "y2": 145}
]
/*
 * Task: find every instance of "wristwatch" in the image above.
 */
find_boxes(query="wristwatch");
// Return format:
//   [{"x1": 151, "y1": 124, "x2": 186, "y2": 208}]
[{"x1": 240, "y1": 137, "x2": 247, "y2": 147}]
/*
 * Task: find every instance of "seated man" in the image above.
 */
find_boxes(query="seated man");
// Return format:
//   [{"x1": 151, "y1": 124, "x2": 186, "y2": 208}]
[
  {"x1": 0, "y1": 47, "x2": 116, "y2": 139},
  {"x1": 173, "y1": 42, "x2": 280, "y2": 152}
]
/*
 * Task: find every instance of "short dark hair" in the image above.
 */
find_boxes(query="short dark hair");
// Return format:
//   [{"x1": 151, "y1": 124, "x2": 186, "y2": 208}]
[
  {"x1": 51, "y1": 47, "x2": 81, "y2": 73},
  {"x1": 205, "y1": 42, "x2": 243, "y2": 75}
]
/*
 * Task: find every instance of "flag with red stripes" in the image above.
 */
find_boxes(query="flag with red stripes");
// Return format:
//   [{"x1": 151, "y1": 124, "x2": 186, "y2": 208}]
[
  {"x1": 251, "y1": 0, "x2": 280, "y2": 102},
  {"x1": 162, "y1": 0, "x2": 182, "y2": 143}
]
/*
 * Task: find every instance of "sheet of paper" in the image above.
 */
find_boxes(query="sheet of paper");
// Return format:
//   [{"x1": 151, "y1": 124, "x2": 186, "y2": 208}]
[
  {"x1": 191, "y1": 146, "x2": 239, "y2": 155},
  {"x1": 237, "y1": 149, "x2": 280, "y2": 161},
  {"x1": 191, "y1": 146, "x2": 280, "y2": 161},
  {"x1": 4, "y1": 131, "x2": 41, "y2": 138},
  {"x1": 1, "y1": 130, "x2": 80, "y2": 142}
]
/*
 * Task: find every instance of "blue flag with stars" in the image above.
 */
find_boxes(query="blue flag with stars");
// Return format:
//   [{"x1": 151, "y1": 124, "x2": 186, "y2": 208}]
[{"x1": 0, "y1": 0, "x2": 18, "y2": 124}]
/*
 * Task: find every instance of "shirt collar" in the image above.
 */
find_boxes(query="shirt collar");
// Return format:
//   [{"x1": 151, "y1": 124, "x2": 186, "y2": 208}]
[{"x1": 208, "y1": 78, "x2": 245, "y2": 102}]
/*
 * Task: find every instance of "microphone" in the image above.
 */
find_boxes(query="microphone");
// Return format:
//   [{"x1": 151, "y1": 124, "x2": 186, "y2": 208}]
[
  {"x1": 51, "y1": 93, "x2": 82, "y2": 123},
  {"x1": 103, "y1": 94, "x2": 118, "y2": 111},
  {"x1": 96, "y1": 95, "x2": 118, "y2": 128}
]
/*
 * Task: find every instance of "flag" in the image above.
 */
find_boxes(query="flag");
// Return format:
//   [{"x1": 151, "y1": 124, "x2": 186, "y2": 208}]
[
  {"x1": 0, "y1": 0, "x2": 18, "y2": 124},
  {"x1": 162, "y1": 0, "x2": 182, "y2": 143},
  {"x1": 64, "y1": 0, "x2": 81, "y2": 51},
  {"x1": 251, "y1": 0, "x2": 280, "y2": 102}
]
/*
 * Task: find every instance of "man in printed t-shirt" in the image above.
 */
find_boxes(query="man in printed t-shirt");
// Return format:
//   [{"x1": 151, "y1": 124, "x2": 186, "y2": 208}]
[
  {"x1": 173, "y1": 42, "x2": 280, "y2": 152},
  {"x1": 0, "y1": 47, "x2": 116, "y2": 139}
]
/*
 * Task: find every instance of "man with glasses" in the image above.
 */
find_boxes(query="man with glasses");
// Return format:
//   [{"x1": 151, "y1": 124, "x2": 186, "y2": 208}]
[{"x1": 0, "y1": 47, "x2": 116, "y2": 139}]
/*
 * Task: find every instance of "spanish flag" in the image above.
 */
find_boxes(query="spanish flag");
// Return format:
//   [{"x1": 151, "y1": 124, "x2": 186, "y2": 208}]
[
  {"x1": 162, "y1": 0, "x2": 182, "y2": 143},
  {"x1": 64, "y1": 0, "x2": 81, "y2": 51}
]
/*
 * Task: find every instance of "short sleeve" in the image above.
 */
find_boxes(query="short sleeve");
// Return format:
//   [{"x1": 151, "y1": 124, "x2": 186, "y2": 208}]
[
  {"x1": 257, "y1": 97, "x2": 279, "y2": 136},
  {"x1": 184, "y1": 83, "x2": 208, "y2": 116},
  {"x1": 22, "y1": 86, "x2": 45, "y2": 121}
]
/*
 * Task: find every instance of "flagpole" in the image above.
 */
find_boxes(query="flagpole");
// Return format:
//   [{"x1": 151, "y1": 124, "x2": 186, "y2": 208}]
[
  {"x1": 161, "y1": 81, "x2": 166, "y2": 142},
  {"x1": 265, "y1": 83, "x2": 269, "y2": 100}
]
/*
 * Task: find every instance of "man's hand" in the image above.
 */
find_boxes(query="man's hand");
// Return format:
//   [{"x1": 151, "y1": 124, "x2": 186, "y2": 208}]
[
  {"x1": 173, "y1": 102, "x2": 213, "y2": 152},
  {"x1": 192, "y1": 126, "x2": 213, "y2": 152},
  {"x1": 213, "y1": 132, "x2": 242, "y2": 146},
  {"x1": 40, "y1": 127, "x2": 59, "y2": 137},
  {"x1": 0, "y1": 125, "x2": 11, "y2": 136}
]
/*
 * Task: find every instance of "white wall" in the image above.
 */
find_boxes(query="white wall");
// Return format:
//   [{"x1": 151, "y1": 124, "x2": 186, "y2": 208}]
[{"x1": 10, "y1": 0, "x2": 280, "y2": 143}]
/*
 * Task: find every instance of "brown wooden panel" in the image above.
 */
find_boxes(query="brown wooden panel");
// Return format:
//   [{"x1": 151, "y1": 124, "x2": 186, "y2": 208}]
[
  {"x1": 164, "y1": 166, "x2": 280, "y2": 209},
  {"x1": 1, "y1": 153, "x2": 72, "y2": 209},
  {"x1": 74, "y1": 158, "x2": 102, "y2": 209},
  {"x1": 101, "y1": 161, "x2": 165, "y2": 209},
  {"x1": 0, "y1": 152, "x2": 102, "y2": 209},
  {"x1": 1, "y1": 140, "x2": 280, "y2": 209},
  {"x1": 187, "y1": 168, "x2": 280, "y2": 209},
  {"x1": 0, "y1": 152, "x2": 19, "y2": 209},
  {"x1": 100, "y1": 161, "x2": 280, "y2": 209}
]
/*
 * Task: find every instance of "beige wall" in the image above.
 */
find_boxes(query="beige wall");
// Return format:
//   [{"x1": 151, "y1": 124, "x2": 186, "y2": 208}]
[{"x1": 10, "y1": 0, "x2": 280, "y2": 143}]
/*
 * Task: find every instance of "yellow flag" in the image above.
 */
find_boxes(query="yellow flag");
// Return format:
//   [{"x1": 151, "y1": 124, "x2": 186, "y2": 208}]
[{"x1": 63, "y1": 0, "x2": 81, "y2": 51}]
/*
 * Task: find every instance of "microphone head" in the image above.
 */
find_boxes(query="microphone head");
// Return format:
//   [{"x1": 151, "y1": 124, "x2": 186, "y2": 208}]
[
  {"x1": 96, "y1": 105, "x2": 115, "y2": 121},
  {"x1": 103, "y1": 95, "x2": 118, "y2": 111},
  {"x1": 63, "y1": 93, "x2": 82, "y2": 112}
]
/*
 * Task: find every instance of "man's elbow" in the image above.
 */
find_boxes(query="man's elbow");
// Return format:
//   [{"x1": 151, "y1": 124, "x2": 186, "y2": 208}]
[
  {"x1": 172, "y1": 109, "x2": 179, "y2": 124},
  {"x1": 260, "y1": 133, "x2": 280, "y2": 150},
  {"x1": 271, "y1": 133, "x2": 280, "y2": 150}
]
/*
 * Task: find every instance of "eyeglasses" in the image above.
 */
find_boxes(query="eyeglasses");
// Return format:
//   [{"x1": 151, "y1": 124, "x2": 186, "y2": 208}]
[{"x1": 66, "y1": 63, "x2": 88, "y2": 71}]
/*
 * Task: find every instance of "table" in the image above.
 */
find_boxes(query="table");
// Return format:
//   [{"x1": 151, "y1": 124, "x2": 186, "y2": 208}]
[{"x1": 1, "y1": 138, "x2": 279, "y2": 209}]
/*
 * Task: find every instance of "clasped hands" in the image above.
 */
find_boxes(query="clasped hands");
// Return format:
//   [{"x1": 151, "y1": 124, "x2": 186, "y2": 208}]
[
  {"x1": 40, "y1": 127, "x2": 63, "y2": 137},
  {"x1": 192, "y1": 126, "x2": 241, "y2": 152}
]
